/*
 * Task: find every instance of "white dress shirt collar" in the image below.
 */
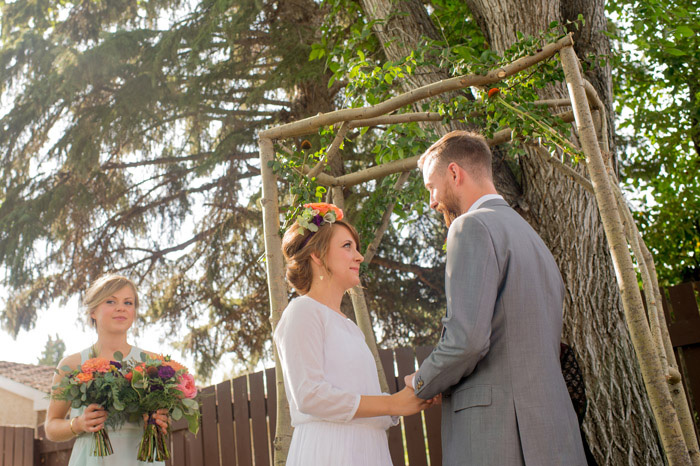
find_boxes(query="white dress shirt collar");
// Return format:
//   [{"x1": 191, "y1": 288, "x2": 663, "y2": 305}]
[{"x1": 467, "y1": 194, "x2": 504, "y2": 213}]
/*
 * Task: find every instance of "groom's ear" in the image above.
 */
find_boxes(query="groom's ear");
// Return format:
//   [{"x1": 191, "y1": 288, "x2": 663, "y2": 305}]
[{"x1": 447, "y1": 162, "x2": 465, "y2": 185}]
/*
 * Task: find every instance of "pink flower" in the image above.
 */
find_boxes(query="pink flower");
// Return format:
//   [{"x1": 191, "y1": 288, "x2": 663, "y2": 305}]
[{"x1": 176, "y1": 373, "x2": 197, "y2": 399}]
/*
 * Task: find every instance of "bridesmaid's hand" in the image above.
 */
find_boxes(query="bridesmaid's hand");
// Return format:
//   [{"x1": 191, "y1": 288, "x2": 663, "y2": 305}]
[
  {"x1": 79, "y1": 404, "x2": 108, "y2": 433},
  {"x1": 144, "y1": 409, "x2": 170, "y2": 435}
]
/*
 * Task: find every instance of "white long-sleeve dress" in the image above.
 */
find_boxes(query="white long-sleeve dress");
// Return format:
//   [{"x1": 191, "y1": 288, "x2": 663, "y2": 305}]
[{"x1": 274, "y1": 295, "x2": 396, "y2": 466}]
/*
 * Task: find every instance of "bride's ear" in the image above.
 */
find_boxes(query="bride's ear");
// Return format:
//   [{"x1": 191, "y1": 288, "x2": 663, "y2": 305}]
[{"x1": 309, "y1": 252, "x2": 323, "y2": 267}]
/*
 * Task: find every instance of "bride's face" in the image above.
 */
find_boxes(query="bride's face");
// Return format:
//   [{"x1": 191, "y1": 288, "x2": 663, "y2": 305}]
[{"x1": 322, "y1": 225, "x2": 364, "y2": 291}]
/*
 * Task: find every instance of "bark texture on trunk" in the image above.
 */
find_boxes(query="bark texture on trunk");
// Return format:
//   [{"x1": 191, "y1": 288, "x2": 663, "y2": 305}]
[
  {"x1": 360, "y1": 0, "x2": 664, "y2": 463},
  {"x1": 358, "y1": 0, "x2": 524, "y2": 207}
]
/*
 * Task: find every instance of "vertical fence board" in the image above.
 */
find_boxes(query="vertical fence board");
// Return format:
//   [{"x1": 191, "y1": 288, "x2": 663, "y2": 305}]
[
  {"x1": 13, "y1": 428, "x2": 25, "y2": 466},
  {"x1": 233, "y1": 375, "x2": 253, "y2": 466},
  {"x1": 3, "y1": 426, "x2": 13, "y2": 466},
  {"x1": 395, "y1": 346, "x2": 428, "y2": 466},
  {"x1": 22, "y1": 428, "x2": 32, "y2": 466},
  {"x1": 200, "y1": 385, "x2": 221, "y2": 466},
  {"x1": 378, "y1": 348, "x2": 397, "y2": 395},
  {"x1": 170, "y1": 429, "x2": 186, "y2": 466},
  {"x1": 416, "y1": 346, "x2": 442, "y2": 466},
  {"x1": 668, "y1": 282, "x2": 699, "y2": 321},
  {"x1": 665, "y1": 282, "x2": 700, "y2": 431},
  {"x1": 265, "y1": 367, "x2": 277, "y2": 460},
  {"x1": 379, "y1": 348, "x2": 405, "y2": 466},
  {"x1": 215, "y1": 380, "x2": 236, "y2": 465},
  {"x1": 186, "y1": 429, "x2": 204, "y2": 466},
  {"x1": 0, "y1": 426, "x2": 6, "y2": 466},
  {"x1": 249, "y1": 371, "x2": 271, "y2": 466}
]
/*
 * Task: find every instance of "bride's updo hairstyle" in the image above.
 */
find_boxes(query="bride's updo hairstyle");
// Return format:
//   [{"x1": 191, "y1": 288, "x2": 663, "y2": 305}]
[
  {"x1": 282, "y1": 203, "x2": 360, "y2": 294},
  {"x1": 84, "y1": 274, "x2": 139, "y2": 327}
]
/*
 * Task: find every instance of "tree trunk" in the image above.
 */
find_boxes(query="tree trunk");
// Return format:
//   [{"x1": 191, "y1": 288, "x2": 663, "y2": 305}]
[
  {"x1": 361, "y1": 0, "x2": 664, "y2": 463},
  {"x1": 358, "y1": 0, "x2": 524, "y2": 212}
]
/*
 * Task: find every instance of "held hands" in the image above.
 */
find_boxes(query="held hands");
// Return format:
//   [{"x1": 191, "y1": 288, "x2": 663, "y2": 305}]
[
  {"x1": 143, "y1": 408, "x2": 170, "y2": 435},
  {"x1": 77, "y1": 404, "x2": 108, "y2": 433},
  {"x1": 391, "y1": 386, "x2": 432, "y2": 416},
  {"x1": 404, "y1": 372, "x2": 442, "y2": 408}
]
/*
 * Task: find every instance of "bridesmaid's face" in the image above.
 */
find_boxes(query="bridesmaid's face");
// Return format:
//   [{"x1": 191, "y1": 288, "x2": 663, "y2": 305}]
[
  {"x1": 324, "y1": 225, "x2": 364, "y2": 291},
  {"x1": 91, "y1": 285, "x2": 136, "y2": 334}
]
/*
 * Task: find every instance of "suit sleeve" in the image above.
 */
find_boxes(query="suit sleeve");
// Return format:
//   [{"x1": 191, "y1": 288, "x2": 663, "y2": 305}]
[
  {"x1": 414, "y1": 215, "x2": 500, "y2": 399},
  {"x1": 274, "y1": 303, "x2": 361, "y2": 421}
]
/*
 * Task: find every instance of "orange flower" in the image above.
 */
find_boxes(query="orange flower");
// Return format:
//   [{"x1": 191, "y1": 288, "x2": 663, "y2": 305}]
[
  {"x1": 487, "y1": 88, "x2": 500, "y2": 98},
  {"x1": 134, "y1": 363, "x2": 146, "y2": 373},
  {"x1": 76, "y1": 372, "x2": 94, "y2": 383},
  {"x1": 303, "y1": 203, "x2": 343, "y2": 221},
  {"x1": 82, "y1": 358, "x2": 111, "y2": 374},
  {"x1": 125, "y1": 371, "x2": 133, "y2": 382}
]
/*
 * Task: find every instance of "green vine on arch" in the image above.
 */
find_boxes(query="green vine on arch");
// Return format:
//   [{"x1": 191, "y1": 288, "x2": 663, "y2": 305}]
[{"x1": 272, "y1": 17, "x2": 591, "y2": 254}]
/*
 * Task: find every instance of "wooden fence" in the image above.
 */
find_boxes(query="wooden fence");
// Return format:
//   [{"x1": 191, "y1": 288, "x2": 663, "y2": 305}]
[
  {"x1": 662, "y1": 280, "x2": 700, "y2": 435},
  {"x1": 2, "y1": 280, "x2": 698, "y2": 465},
  {"x1": 2, "y1": 346, "x2": 441, "y2": 466}
]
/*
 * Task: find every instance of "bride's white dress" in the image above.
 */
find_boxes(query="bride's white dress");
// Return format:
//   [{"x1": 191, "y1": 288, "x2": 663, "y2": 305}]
[{"x1": 274, "y1": 295, "x2": 396, "y2": 466}]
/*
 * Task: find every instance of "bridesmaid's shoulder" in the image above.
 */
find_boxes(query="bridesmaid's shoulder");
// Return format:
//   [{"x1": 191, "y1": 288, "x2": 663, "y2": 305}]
[{"x1": 52, "y1": 352, "x2": 81, "y2": 381}]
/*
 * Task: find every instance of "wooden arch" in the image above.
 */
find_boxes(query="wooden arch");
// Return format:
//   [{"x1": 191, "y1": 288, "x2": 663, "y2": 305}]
[{"x1": 257, "y1": 33, "x2": 700, "y2": 466}]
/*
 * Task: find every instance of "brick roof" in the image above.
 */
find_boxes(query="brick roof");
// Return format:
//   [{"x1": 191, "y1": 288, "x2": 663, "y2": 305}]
[{"x1": 0, "y1": 361, "x2": 56, "y2": 393}]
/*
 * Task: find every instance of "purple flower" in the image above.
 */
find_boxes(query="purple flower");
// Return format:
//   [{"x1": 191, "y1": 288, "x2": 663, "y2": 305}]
[
  {"x1": 110, "y1": 361, "x2": 122, "y2": 369},
  {"x1": 311, "y1": 214, "x2": 323, "y2": 227},
  {"x1": 158, "y1": 365, "x2": 176, "y2": 380}
]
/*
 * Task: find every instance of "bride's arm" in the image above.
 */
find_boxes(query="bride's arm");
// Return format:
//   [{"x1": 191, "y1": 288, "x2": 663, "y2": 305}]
[
  {"x1": 274, "y1": 304, "x2": 361, "y2": 422},
  {"x1": 354, "y1": 386, "x2": 431, "y2": 418}
]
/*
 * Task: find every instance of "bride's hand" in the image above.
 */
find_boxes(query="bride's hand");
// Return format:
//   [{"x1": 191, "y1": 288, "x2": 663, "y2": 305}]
[{"x1": 390, "y1": 386, "x2": 432, "y2": 416}]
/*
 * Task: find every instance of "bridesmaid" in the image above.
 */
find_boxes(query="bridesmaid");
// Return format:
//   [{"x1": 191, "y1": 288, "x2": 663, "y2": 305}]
[
  {"x1": 45, "y1": 274, "x2": 169, "y2": 465},
  {"x1": 274, "y1": 203, "x2": 435, "y2": 466}
]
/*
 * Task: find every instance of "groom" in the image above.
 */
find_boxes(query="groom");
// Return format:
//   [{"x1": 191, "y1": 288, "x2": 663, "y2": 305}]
[{"x1": 408, "y1": 131, "x2": 587, "y2": 465}]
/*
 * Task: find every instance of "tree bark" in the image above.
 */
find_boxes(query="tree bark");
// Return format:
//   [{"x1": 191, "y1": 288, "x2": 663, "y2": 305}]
[
  {"x1": 358, "y1": 0, "x2": 524, "y2": 205},
  {"x1": 360, "y1": 0, "x2": 664, "y2": 463}
]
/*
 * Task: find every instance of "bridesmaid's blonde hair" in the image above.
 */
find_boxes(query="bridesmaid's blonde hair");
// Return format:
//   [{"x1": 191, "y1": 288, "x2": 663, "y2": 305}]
[{"x1": 84, "y1": 274, "x2": 139, "y2": 326}]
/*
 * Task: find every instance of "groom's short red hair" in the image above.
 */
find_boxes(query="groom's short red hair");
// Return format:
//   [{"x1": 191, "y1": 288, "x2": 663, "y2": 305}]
[{"x1": 418, "y1": 130, "x2": 493, "y2": 181}]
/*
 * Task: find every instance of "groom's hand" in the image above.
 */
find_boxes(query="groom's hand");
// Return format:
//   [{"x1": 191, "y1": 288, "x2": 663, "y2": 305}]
[{"x1": 404, "y1": 372, "x2": 442, "y2": 406}]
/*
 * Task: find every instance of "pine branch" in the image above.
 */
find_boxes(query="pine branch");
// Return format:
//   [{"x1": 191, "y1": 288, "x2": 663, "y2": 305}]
[{"x1": 370, "y1": 256, "x2": 443, "y2": 294}]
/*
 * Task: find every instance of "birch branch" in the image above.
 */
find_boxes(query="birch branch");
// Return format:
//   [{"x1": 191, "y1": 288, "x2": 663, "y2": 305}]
[{"x1": 261, "y1": 34, "x2": 575, "y2": 139}]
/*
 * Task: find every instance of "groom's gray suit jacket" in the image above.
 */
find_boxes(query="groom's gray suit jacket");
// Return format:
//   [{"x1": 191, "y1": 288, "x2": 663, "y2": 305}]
[{"x1": 414, "y1": 198, "x2": 586, "y2": 465}]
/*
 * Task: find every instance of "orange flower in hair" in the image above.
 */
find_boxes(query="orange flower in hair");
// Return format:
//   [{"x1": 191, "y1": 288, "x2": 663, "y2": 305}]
[
  {"x1": 295, "y1": 202, "x2": 344, "y2": 237},
  {"x1": 303, "y1": 203, "x2": 344, "y2": 221}
]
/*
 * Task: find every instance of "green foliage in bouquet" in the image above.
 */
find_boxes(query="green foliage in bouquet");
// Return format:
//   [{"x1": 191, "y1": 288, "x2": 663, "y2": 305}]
[
  {"x1": 125, "y1": 352, "x2": 200, "y2": 462},
  {"x1": 51, "y1": 353, "x2": 135, "y2": 456}
]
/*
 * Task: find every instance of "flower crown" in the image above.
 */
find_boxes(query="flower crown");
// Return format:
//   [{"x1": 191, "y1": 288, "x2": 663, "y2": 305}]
[{"x1": 296, "y1": 202, "x2": 344, "y2": 239}]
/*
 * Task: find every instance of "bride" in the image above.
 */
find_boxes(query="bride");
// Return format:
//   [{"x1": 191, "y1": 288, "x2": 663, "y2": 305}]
[{"x1": 274, "y1": 203, "x2": 434, "y2": 465}]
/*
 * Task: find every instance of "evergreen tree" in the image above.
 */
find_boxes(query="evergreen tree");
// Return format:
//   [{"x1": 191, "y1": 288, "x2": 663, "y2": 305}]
[{"x1": 37, "y1": 334, "x2": 66, "y2": 367}]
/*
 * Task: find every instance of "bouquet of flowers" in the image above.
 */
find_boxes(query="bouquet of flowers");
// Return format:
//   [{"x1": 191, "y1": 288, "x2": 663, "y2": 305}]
[
  {"x1": 51, "y1": 355, "x2": 134, "y2": 456},
  {"x1": 126, "y1": 353, "x2": 200, "y2": 462}
]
